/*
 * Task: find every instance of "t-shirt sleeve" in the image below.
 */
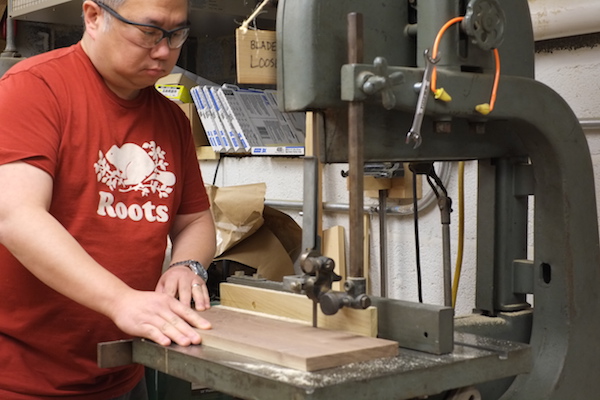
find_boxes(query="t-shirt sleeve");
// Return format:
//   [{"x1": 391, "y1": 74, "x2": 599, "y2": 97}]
[{"x1": 0, "y1": 70, "x2": 61, "y2": 176}]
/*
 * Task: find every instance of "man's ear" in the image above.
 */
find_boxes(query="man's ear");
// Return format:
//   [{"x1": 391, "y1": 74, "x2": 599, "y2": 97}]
[{"x1": 82, "y1": 1, "x2": 104, "y2": 39}]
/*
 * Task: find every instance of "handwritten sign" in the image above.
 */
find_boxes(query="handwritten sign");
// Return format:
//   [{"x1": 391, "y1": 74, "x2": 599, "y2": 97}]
[{"x1": 235, "y1": 28, "x2": 277, "y2": 85}]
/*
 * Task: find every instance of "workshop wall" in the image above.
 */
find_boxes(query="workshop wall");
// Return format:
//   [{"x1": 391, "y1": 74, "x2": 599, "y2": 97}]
[{"x1": 535, "y1": 42, "x2": 600, "y2": 216}]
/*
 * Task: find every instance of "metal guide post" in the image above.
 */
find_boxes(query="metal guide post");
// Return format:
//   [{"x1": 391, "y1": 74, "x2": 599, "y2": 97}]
[
  {"x1": 347, "y1": 12, "x2": 365, "y2": 280},
  {"x1": 379, "y1": 189, "x2": 388, "y2": 297}
]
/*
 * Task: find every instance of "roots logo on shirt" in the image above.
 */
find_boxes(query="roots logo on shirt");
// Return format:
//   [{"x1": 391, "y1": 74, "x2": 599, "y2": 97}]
[
  {"x1": 93, "y1": 141, "x2": 175, "y2": 223},
  {"x1": 94, "y1": 141, "x2": 176, "y2": 197}
]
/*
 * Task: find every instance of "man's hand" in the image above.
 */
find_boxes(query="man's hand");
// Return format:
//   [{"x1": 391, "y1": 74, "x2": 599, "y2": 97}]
[
  {"x1": 156, "y1": 265, "x2": 211, "y2": 311},
  {"x1": 109, "y1": 289, "x2": 212, "y2": 347}
]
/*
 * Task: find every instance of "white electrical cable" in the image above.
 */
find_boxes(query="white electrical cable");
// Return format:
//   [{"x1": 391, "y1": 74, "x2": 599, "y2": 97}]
[{"x1": 387, "y1": 161, "x2": 453, "y2": 215}]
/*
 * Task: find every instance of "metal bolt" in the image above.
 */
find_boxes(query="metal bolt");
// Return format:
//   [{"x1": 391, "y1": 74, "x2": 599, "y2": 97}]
[
  {"x1": 289, "y1": 281, "x2": 301, "y2": 293},
  {"x1": 470, "y1": 122, "x2": 486, "y2": 134},
  {"x1": 344, "y1": 280, "x2": 355, "y2": 292},
  {"x1": 324, "y1": 258, "x2": 335, "y2": 271},
  {"x1": 435, "y1": 120, "x2": 452, "y2": 134},
  {"x1": 358, "y1": 294, "x2": 372, "y2": 309}
]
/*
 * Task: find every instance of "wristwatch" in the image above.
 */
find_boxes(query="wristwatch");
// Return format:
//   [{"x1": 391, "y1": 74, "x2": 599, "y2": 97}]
[{"x1": 169, "y1": 260, "x2": 208, "y2": 282}]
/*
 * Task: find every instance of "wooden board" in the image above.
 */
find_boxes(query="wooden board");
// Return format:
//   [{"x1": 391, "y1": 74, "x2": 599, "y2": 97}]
[
  {"x1": 364, "y1": 164, "x2": 423, "y2": 199},
  {"x1": 323, "y1": 225, "x2": 346, "y2": 291},
  {"x1": 198, "y1": 306, "x2": 398, "y2": 372},
  {"x1": 220, "y1": 283, "x2": 377, "y2": 337},
  {"x1": 363, "y1": 214, "x2": 371, "y2": 294}
]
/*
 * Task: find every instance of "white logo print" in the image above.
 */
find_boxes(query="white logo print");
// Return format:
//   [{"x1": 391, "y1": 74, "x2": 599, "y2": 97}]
[
  {"x1": 94, "y1": 141, "x2": 175, "y2": 223},
  {"x1": 94, "y1": 141, "x2": 176, "y2": 197}
]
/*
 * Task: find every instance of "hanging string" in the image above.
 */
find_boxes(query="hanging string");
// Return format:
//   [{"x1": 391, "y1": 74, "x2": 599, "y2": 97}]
[{"x1": 239, "y1": 0, "x2": 272, "y2": 34}]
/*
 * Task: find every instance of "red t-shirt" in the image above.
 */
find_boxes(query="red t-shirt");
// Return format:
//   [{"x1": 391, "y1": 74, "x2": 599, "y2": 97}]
[{"x1": 0, "y1": 43, "x2": 210, "y2": 399}]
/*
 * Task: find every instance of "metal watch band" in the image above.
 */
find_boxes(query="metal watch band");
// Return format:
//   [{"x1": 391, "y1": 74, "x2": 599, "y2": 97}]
[{"x1": 169, "y1": 259, "x2": 208, "y2": 282}]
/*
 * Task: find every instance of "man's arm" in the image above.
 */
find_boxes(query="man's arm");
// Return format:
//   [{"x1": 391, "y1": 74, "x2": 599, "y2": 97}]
[
  {"x1": 158, "y1": 209, "x2": 216, "y2": 311},
  {"x1": 0, "y1": 161, "x2": 211, "y2": 346}
]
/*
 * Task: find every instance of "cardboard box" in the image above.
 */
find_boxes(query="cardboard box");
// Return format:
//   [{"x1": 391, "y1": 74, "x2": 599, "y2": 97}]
[
  {"x1": 190, "y1": 86, "x2": 223, "y2": 152},
  {"x1": 156, "y1": 84, "x2": 192, "y2": 103},
  {"x1": 156, "y1": 72, "x2": 198, "y2": 90},
  {"x1": 235, "y1": 28, "x2": 277, "y2": 85},
  {"x1": 179, "y1": 103, "x2": 209, "y2": 147}
]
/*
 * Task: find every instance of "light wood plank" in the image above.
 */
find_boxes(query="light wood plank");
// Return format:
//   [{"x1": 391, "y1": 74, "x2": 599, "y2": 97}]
[
  {"x1": 220, "y1": 283, "x2": 377, "y2": 337},
  {"x1": 363, "y1": 214, "x2": 371, "y2": 294},
  {"x1": 323, "y1": 225, "x2": 346, "y2": 291},
  {"x1": 198, "y1": 306, "x2": 397, "y2": 371}
]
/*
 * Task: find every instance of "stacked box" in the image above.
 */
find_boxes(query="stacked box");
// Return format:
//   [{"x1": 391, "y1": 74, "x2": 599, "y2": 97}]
[{"x1": 191, "y1": 85, "x2": 305, "y2": 155}]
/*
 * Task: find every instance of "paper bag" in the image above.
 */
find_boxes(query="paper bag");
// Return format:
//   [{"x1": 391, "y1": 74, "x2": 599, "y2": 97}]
[
  {"x1": 214, "y1": 206, "x2": 301, "y2": 281},
  {"x1": 206, "y1": 183, "x2": 266, "y2": 257}
]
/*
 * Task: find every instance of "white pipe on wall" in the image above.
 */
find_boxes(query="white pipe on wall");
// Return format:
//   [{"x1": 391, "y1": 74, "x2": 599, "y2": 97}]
[{"x1": 529, "y1": 0, "x2": 600, "y2": 41}]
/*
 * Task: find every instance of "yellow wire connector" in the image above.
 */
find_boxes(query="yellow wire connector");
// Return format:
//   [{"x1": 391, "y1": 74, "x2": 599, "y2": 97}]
[
  {"x1": 475, "y1": 103, "x2": 491, "y2": 115},
  {"x1": 434, "y1": 88, "x2": 452, "y2": 102}
]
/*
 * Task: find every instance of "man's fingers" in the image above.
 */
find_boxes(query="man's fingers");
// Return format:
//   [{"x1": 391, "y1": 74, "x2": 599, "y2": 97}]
[
  {"x1": 179, "y1": 304, "x2": 212, "y2": 331},
  {"x1": 191, "y1": 282, "x2": 211, "y2": 311},
  {"x1": 148, "y1": 330, "x2": 172, "y2": 347},
  {"x1": 118, "y1": 290, "x2": 212, "y2": 347},
  {"x1": 163, "y1": 300, "x2": 211, "y2": 339},
  {"x1": 178, "y1": 283, "x2": 193, "y2": 308},
  {"x1": 155, "y1": 311, "x2": 202, "y2": 346}
]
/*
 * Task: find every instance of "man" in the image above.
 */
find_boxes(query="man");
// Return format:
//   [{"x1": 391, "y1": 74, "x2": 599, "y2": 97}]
[{"x1": 0, "y1": 0, "x2": 216, "y2": 398}]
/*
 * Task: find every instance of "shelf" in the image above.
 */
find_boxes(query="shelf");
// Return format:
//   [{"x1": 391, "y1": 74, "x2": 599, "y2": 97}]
[
  {"x1": 197, "y1": 146, "x2": 220, "y2": 161},
  {"x1": 10, "y1": 0, "x2": 83, "y2": 25}
]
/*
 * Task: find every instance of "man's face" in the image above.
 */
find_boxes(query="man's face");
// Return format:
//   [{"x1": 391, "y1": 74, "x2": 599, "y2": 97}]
[{"x1": 93, "y1": 0, "x2": 189, "y2": 99}]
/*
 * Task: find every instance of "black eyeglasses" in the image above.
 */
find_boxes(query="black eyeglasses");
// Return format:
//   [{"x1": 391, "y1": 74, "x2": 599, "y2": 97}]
[{"x1": 93, "y1": 1, "x2": 191, "y2": 49}]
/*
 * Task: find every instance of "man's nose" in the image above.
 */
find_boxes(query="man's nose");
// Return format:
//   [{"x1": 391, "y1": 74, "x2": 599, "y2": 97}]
[{"x1": 150, "y1": 37, "x2": 172, "y2": 58}]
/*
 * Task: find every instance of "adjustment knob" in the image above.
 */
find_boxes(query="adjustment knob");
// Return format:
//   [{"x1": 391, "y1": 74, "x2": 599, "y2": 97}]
[{"x1": 462, "y1": 0, "x2": 506, "y2": 50}]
